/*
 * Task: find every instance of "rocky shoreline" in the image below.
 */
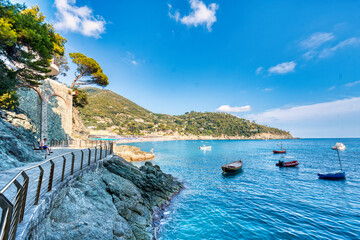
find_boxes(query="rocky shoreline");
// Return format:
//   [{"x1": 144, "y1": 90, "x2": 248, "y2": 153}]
[
  {"x1": 31, "y1": 156, "x2": 183, "y2": 240},
  {"x1": 114, "y1": 145, "x2": 155, "y2": 162}
]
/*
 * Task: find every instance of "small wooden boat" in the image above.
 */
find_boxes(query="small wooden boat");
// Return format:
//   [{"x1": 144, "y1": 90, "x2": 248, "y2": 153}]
[
  {"x1": 273, "y1": 150, "x2": 286, "y2": 154},
  {"x1": 222, "y1": 160, "x2": 243, "y2": 173},
  {"x1": 319, "y1": 143, "x2": 346, "y2": 180},
  {"x1": 273, "y1": 142, "x2": 286, "y2": 154},
  {"x1": 276, "y1": 160, "x2": 299, "y2": 167},
  {"x1": 318, "y1": 171, "x2": 345, "y2": 180}
]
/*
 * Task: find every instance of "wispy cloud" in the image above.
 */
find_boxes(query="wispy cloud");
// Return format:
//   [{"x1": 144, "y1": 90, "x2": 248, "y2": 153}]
[
  {"x1": 328, "y1": 86, "x2": 336, "y2": 91},
  {"x1": 54, "y1": 0, "x2": 106, "y2": 38},
  {"x1": 216, "y1": 105, "x2": 251, "y2": 113},
  {"x1": 246, "y1": 97, "x2": 360, "y2": 123},
  {"x1": 256, "y1": 67, "x2": 263, "y2": 75},
  {"x1": 300, "y1": 32, "x2": 334, "y2": 50},
  {"x1": 268, "y1": 61, "x2": 296, "y2": 75},
  {"x1": 262, "y1": 88, "x2": 273, "y2": 92},
  {"x1": 125, "y1": 52, "x2": 140, "y2": 66},
  {"x1": 345, "y1": 80, "x2": 360, "y2": 87},
  {"x1": 168, "y1": 0, "x2": 219, "y2": 31},
  {"x1": 319, "y1": 37, "x2": 360, "y2": 58}
]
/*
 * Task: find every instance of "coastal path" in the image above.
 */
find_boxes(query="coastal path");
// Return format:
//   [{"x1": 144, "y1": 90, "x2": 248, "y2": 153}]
[{"x1": 0, "y1": 141, "x2": 114, "y2": 240}]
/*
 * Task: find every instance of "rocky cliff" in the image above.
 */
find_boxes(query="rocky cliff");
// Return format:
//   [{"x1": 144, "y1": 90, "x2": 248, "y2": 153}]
[
  {"x1": 31, "y1": 156, "x2": 183, "y2": 240},
  {"x1": 0, "y1": 110, "x2": 43, "y2": 171}
]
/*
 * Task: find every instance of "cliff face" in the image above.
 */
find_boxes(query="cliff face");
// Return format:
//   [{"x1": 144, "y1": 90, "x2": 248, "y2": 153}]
[
  {"x1": 0, "y1": 110, "x2": 43, "y2": 171},
  {"x1": 72, "y1": 107, "x2": 89, "y2": 140},
  {"x1": 32, "y1": 156, "x2": 183, "y2": 240}
]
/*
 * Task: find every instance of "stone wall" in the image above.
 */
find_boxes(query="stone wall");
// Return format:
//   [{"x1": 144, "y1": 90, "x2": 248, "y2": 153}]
[{"x1": 17, "y1": 79, "x2": 73, "y2": 141}]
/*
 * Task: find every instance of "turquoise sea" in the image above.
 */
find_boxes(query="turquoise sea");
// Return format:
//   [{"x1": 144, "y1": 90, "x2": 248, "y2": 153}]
[{"x1": 123, "y1": 139, "x2": 360, "y2": 240}]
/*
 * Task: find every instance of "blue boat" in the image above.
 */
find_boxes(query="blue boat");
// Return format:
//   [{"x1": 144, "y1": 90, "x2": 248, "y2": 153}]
[
  {"x1": 318, "y1": 171, "x2": 345, "y2": 180},
  {"x1": 318, "y1": 143, "x2": 346, "y2": 180}
]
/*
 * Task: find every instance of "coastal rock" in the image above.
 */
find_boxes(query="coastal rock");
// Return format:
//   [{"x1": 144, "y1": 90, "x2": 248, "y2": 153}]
[
  {"x1": 114, "y1": 145, "x2": 155, "y2": 161},
  {"x1": 31, "y1": 156, "x2": 183, "y2": 240},
  {"x1": 0, "y1": 112, "x2": 42, "y2": 171},
  {"x1": 72, "y1": 107, "x2": 89, "y2": 139}
]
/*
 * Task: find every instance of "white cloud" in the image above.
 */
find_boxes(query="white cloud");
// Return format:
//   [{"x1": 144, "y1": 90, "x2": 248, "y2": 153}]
[
  {"x1": 125, "y1": 52, "x2": 140, "y2": 66},
  {"x1": 345, "y1": 80, "x2": 360, "y2": 87},
  {"x1": 262, "y1": 88, "x2": 273, "y2": 92},
  {"x1": 216, "y1": 105, "x2": 251, "y2": 113},
  {"x1": 255, "y1": 67, "x2": 263, "y2": 75},
  {"x1": 319, "y1": 37, "x2": 360, "y2": 58},
  {"x1": 246, "y1": 97, "x2": 360, "y2": 123},
  {"x1": 168, "y1": 0, "x2": 219, "y2": 31},
  {"x1": 268, "y1": 61, "x2": 296, "y2": 75},
  {"x1": 54, "y1": 0, "x2": 106, "y2": 38},
  {"x1": 300, "y1": 32, "x2": 334, "y2": 50},
  {"x1": 328, "y1": 86, "x2": 335, "y2": 91}
]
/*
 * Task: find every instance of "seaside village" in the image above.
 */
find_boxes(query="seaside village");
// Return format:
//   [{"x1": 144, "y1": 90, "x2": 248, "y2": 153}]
[{"x1": 0, "y1": 1, "x2": 358, "y2": 240}]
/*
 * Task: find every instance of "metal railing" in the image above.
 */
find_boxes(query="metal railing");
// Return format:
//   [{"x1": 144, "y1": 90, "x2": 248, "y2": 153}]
[
  {"x1": 50, "y1": 139, "x2": 108, "y2": 148},
  {"x1": 0, "y1": 142, "x2": 114, "y2": 240}
]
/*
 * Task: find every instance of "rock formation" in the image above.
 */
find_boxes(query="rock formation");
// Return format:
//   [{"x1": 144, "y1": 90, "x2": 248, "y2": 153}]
[
  {"x1": 0, "y1": 110, "x2": 43, "y2": 171},
  {"x1": 31, "y1": 156, "x2": 182, "y2": 240},
  {"x1": 114, "y1": 145, "x2": 155, "y2": 161}
]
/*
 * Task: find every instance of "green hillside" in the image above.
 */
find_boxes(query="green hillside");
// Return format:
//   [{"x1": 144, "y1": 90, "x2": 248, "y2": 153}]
[{"x1": 79, "y1": 87, "x2": 292, "y2": 138}]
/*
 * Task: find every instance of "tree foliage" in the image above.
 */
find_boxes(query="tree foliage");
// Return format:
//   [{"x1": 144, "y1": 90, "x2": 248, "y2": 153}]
[
  {"x1": 69, "y1": 52, "x2": 109, "y2": 89},
  {"x1": 72, "y1": 87, "x2": 89, "y2": 108},
  {"x1": 0, "y1": 1, "x2": 67, "y2": 108}
]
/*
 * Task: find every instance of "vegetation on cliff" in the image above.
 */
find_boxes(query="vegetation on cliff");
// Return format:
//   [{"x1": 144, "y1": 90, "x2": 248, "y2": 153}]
[
  {"x1": 0, "y1": 2, "x2": 67, "y2": 109},
  {"x1": 79, "y1": 87, "x2": 292, "y2": 138}
]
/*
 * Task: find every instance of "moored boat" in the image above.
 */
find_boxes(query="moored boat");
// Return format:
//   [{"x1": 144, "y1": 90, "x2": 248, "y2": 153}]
[
  {"x1": 273, "y1": 150, "x2": 286, "y2": 154},
  {"x1": 222, "y1": 160, "x2": 243, "y2": 173},
  {"x1": 273, "y1": 142, "x2": 286, "y2": 154},
  {"x1": 199, "y1": 144, "x2": 211, "y2": 150},
  {"x1": 318, "y1": 143, "x2": 346, "y2": 180},
  {"x1": 318, "y1": 171, "x2": 345, "y2": 180},
  {"x1": 276, "y1": 160, "x2": 299, "y2": 167}
]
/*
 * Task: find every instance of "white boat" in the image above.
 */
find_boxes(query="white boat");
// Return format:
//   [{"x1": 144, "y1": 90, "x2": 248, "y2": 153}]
[{"x1": 199, "y1": 144, "x2": 211, "y2": 150}]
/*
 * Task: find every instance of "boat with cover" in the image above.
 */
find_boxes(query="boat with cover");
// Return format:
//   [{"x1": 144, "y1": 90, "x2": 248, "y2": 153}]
[
  {"x1": 273, "y1": 142, "x2": 286, "y2": 154},
  {"x1": 199, "y1": 144, "x2": 211, "y2": 150},
  {"x1": 318, "y1": 143, "x2": 346, "y2": 180},
  {"x1": 222, "y1": 160, "x2": 243, "y2": 173},
  {"x1": 276, "y1": 160, "x2": 299, "y2": 167}
]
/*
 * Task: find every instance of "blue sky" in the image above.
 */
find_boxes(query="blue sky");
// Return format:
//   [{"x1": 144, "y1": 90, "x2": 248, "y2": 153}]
[{"x1": 12, "y1": 0, "x2": 360, "y2": 138}]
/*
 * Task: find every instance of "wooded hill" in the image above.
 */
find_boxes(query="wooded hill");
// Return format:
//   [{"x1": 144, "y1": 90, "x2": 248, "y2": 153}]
[{"x1": 79, "y1": 87, "x2": 292, "y2": 138}]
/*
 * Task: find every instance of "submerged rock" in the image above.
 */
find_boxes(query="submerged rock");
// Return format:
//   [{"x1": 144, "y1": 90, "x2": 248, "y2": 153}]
[{"x1": 31, "y1": 156, "x2": 182, "y2": 240}]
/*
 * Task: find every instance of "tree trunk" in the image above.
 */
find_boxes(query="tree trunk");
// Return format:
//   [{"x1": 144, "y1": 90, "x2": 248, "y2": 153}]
[{"x1": 70, "y1": 73, "x2": 83, "y2": 89}]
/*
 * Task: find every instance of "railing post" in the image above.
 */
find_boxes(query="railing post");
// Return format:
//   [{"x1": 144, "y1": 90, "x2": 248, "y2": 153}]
[
  {"x1": 35, "y1": 166, "x2": 43, "y2": 205},
  {"x1": 94, "y1": 147, "x2": 97, "y2": 163},
  {"x1": 0, "y1": 193, "x2": 13, "y2": 240},
  {"x1": 104, "y1": 144, "x2": 107, "y2": 157},
  {"x1": 19, "y1": 172, "x2": 29, "y2": 223},
  {"x1": 61, "y1": 156, "x2": 66, "y2": 182},
  {"x1": 80, "y1": 150, "x2": 84, "y2": 170},
  {"x1": 88, "y1": 148, "x2": 91, "y2": 166},
  {"x1": 100, "y1": 146, "x2": 102, "y2": 160},
  {"x1": 71, "y1": 152, "x2": 75, "y2": 175},
  {"x1": 11, "y1": 180, "x2": 24, "y2": 239},
  {"x1": 48, "y1": 160, "x2": 55, "y2": 192}
]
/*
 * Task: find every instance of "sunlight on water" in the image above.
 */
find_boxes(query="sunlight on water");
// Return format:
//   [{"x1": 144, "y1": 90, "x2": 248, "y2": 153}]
[{"x1": 125, "y1": 139, "x2": 360, "y2": 240}]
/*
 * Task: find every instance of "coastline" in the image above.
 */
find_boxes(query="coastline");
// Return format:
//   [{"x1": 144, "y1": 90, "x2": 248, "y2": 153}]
[{"x1": 114, "y1": 134, "x2": 296, "y2": 144}]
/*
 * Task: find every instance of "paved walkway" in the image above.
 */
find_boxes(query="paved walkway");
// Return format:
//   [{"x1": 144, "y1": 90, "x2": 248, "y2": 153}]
[{"x1": 0, "y1": 146, "x2": 109, "y2": 211}]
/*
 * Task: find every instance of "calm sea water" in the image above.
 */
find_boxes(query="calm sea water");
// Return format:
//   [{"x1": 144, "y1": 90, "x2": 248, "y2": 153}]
[{"x1": 123, "y1": 139, "x2": 360, "y2": 240}]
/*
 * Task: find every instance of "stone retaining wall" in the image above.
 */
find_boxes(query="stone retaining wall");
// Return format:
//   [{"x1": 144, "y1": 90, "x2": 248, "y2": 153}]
[{"x1": 17, "y1": 79, "x2": 73, "y2": 141}]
